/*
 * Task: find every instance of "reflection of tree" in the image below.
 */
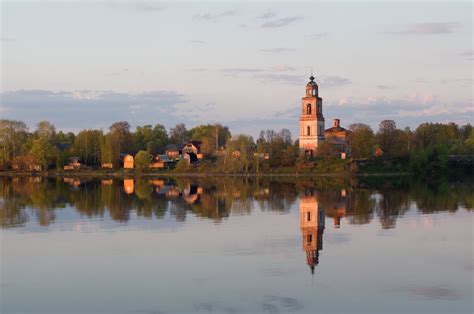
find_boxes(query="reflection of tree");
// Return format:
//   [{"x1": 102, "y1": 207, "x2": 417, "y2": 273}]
[
  {"x1": 0, "y1": 176, "x2": 471, "y2": 229},
  {"x1": 376, "y1": 189, "x2": 410, "y2": 229}
]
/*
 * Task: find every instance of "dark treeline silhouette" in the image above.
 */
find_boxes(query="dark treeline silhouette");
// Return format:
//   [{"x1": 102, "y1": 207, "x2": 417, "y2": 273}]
[
  {"x1": 0, "y1": 176, "x2": 471, "y2": 229},
  {"x1": 0, "y1": 119, "x2": 472, "y2": 175}
]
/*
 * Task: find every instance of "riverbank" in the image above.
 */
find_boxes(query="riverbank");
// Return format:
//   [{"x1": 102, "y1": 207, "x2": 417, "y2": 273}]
[{"x1": 0, "y1": 169, "x2": 410, "y2": 178}]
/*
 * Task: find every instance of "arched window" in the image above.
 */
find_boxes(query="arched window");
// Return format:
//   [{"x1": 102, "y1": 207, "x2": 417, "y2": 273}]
[
  {"x1": 306, "y1": 104, "x2": 312, "y2": 114},
  {"x1": 307, "y1": 126, "x2": 311, "y2": 136},
  {"x1": 312, "y1": 88, "x2": 316, "y2": 96}
]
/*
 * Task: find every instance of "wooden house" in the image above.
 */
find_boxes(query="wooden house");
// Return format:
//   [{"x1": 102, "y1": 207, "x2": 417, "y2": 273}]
[
  {"x1": 182, "y1": 140, "x2": 203, "y2": 162},
  {"x1": 64, "y1": 157, "x2": 82, "y2": 171},
  {"x1": 123, "y1": 154, "x2": 134, "y2": 169},
  {"x1": 165, "y1": 144, "x2": 181, "y2": 160},
  {"x1": 149, "y1": 155, "x2": 174, "y2": 169}
]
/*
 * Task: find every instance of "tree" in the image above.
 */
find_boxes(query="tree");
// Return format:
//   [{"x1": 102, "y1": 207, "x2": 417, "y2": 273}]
[
  {"x1": 376, "y1": 120, "x2": 409, "y2": 157},
  {"x1": 189, "y1": 124, "x2": 231, "y2": 157},
  {"x1": 349, "y1": 123, "x2": 375, "y2": 159},
  {"x1": 133, "y1": 124, "x2": 169, "y2": 155},
  {"x1": 30, "y1": 137, "x2": 58, "y2": 169},
  {"x1": 0, "y1": 120, "x2": 29, "y2": 168},
  {"x1": 170, "y1": 123, "x2": 189, "y2": 145},
  {"x1": 36, "y1": 121, "x2": 56, "y2": 140},
  {"x1": 316, "y1": 141, "x2": 339, "y2": 159},
  {"x1": 223, "y1": 134, "x2": 255, "y2": 172},
  {"x1": 72, "y1": 130, "x2": 103, "y2": 165},
  {"x1": 101, "y1": 121, "x2": 132, "y2": 167},
  {"x1": 135, "y1": 150, "x2": 152, "y2": 170}
]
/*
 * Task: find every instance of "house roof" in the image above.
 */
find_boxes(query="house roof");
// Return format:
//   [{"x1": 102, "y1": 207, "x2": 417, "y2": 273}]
[
  {"x1": 185, "y1": 140, "x2": 202, "y2": 150},
  {"x1": 165, "y1": 144, "x2": 181, "y2": 151},
  {"x1": 325, "y1": 126, "x2": 351, "y2": 134}
]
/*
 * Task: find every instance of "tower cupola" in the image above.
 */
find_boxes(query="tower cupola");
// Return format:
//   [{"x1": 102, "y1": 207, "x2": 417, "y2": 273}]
[{"x1": 306, "y1": 75, "x2": 318, "y2": 97}]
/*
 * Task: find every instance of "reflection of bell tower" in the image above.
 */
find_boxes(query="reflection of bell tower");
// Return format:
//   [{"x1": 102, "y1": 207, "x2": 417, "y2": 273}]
[{"x1": 300, "y1": 193, "x2": 325, "y2": 275}]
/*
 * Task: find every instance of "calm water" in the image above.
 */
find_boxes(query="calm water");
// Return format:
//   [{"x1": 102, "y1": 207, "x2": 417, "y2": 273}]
[{"x1": 0, "y1": 176, "x2": 472, "y2": 314}]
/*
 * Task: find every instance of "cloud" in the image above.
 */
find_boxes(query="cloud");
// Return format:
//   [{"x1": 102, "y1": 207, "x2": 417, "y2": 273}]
[
  {"x1": 190, "y1": 39, "x2": 206, "y2": 45},
  {"x1": 134, "y1": 1, "x2": 166, "y2": 12},
  {"x1": 220, "y1": 68, "x2": 264, "y2": 77},
  {"x1": 258, "y1": 11, "x2": 277, "y2": 20},
  {"x1": 319, "y1": 75, "x2": 352, "y2": 87},
  {"x1": 394, "y1": 22, "x2": 459, "y2": 34},
  {"x1": 261, "y1": 16, "x2": 302, "y2": 28},
  {"x1": 461, "y1": 50, "x2": 473, "y2": 60},
  {"x1": 307, "y1": 32, "x2": 328, "y2": 39},
  {"x1": 0, "y1": 37, "x2": 16, "y2": 42},
  {"x1": 271, "y1": 64, "x2": 296, "y2": 72},
  {"x1": 254, "y1": 73, "x2": 303, "y2": 85},
  {"x1": 260, "y1": 48, "x2": 296, "y2": 53},
  {"x1": 377, "y1": 85, "x2": 393, "y2": 90},
  {"x1": 193, "y1": 10, "x2": 237, "y2": 22},
  {"x1": 1, "y1": 89, "x2": 187, "y2": 132}
]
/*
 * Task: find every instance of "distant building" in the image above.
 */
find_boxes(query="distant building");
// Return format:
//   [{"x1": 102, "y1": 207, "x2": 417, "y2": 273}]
[
  {"x1": 165, "y1": 144, "x2": 181, "y2": 160},
  {"x1": 324, "y1": 119, "x2": 351, "y2": 158},
  {"x1": 149, "y1": 155, "x2": 174, "y2": 169},
  {"x1": 300, "y1": 192, "x2": 325, "y2": 275},
  {"x1": 182, "y1": 140, "x2": 203, "y2": 163},
  {"x1": 299, "y1": 75, "x2": 325, "y2": 156},
  {"x1": 123, "y1": 154, "x2": 134, "y2": 169},
  {"x1": 64, "y1": 157, "x2": 82, "y2": 171}
]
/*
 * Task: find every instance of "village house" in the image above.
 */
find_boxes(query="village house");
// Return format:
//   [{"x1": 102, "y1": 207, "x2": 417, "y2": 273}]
[
  {"x1": 324, "y1": 119, "x2": 351, "y2": 159},
  {"x1": 123, "y1": 154, "x2": 134, "y2": 169},
  {"x1": 182, "y1": 140, "x2": 203, "y2": 163},
  {"x1": 149, "y1": 154, "x2": 174, "y2": 169},
  {"x1": 11, "y1": 155, "x2": 42, "y2": 171},
  {"x1": 101, "y1": 162, "x2": 113, "y2": 169},
  {"x1": 64, "y1": 157, "x2": 82, "y2": 171},
  {"x1": 165, "y1": 144, "x2": 181, "y2": 160}
]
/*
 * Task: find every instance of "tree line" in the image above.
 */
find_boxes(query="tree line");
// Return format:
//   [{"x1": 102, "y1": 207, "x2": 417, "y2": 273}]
[{"x1": 0, "y1": 119, "x2": 472, "y2": 175}]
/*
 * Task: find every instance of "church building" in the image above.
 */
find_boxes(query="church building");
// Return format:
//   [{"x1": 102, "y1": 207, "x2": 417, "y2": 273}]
[{"x1": 299, "y1": 75, "x2": 325, "y2": 156}]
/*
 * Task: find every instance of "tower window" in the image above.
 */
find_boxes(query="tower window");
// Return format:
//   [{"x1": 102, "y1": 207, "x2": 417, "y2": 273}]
[
  {"x1": 307, "y1": 234, "x2": 312, "y2": 243},
  {"x1": 312, "y1": 88, "x2": 316, "y2": 96},
  {"x1": 307, "y1": 126, "x2": 311, "y2": 136},
  {"x1": 307, "y1": 211, "x2": 311, "y2": 221},
  {"x1": 306, "y1": 103, "x2": 312, "y2": 114}
]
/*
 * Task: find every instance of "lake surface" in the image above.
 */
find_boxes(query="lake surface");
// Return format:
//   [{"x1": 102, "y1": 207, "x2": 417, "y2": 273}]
[{"x1": 1, "y1": 176, "x2": 472, "y2": 314}]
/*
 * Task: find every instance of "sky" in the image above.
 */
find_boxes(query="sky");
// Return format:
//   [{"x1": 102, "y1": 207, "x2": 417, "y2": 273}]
[{"x1": 1, "y1": 1, "x2": 472, "y2": 138}]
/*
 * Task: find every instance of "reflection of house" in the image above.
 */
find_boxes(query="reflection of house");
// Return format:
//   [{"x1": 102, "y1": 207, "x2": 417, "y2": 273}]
[
  {"x1": 64, "y1": 157, "x2": 82, "y2": 170},
  {"x1": 324, "y1": 119, "x2": 351, "y2": 158},
  {"x1": 182, "y1": 141, "x2": 203, "y2": 163},
  {"x1": 64, "y1": 177, "x2": 82, "y2": 187},
  {"x1": 123, "y1": 154, "x2": 134, "y2": 169},
  {"x1": 101, "y1": 179, "x2": 113, "y2": 185},
  {"x1": 300, "y1": 193, "x2": 325, "y2": 275},
  {"x1": 182, "y1": 184, "x2": 201, "y2": 204},
  {"x1": 149, "y1": 155, "x2": 174, "y2": 169},
  {"x1": 165, "y1": 144, "x2": 181, "y2": 160},
  {"x1": 327, "y1": 189, "x2": 350, "y2": 228},
  {"x1": 123, "y1": 179, "x2": 134, "y2": 194},
  {"x1": 101, "y1": 162, "x2": 113, "y2": 169}
]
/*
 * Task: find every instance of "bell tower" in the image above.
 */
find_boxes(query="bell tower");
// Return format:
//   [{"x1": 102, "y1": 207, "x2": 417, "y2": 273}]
[{"x1": 299, "y1": 75, "x2": 325, "y2": 156}]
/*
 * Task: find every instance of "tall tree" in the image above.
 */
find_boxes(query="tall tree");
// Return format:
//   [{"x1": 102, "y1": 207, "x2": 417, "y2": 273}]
[
  {"x1": 349, "y1": 123, "x2": 375, "y2": 158},
  {"x1": 0, "y1": 120, "x2": 29, "y2": 168}
]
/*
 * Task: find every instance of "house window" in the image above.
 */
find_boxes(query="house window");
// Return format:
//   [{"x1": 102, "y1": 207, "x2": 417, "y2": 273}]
[
  {"x1": 306, "y1": 103, "x2": 312, "y2": 114},
  {"x1": 307, "y1": 211, "x2": 311, "y2": 221},
  {"x1": 307, "y1": 126, "x2": 311, "y2": 136},
  {"x1": 307, "y1": 234, "x2": 312, "y2": 243}
]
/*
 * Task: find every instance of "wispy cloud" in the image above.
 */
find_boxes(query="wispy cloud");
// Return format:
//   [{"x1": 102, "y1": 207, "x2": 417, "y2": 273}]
[
  {"x1": 1, "y1": 90, "x2": 187, "y2": 131},
  {"x1": 307, "y1": 33, "x2": 328, "y2": 39},
  {"x1": 0, "y1": 37, "x2": 16, "y2": 42},
  {"x1": 393, "y1": 22, "x2": 459, "y2": 34},
  {"x1": 134, "y1": 1, "x2": 166, "y2": 12},
  {"x1": 377, "y1": 85, "x2": 393, "y2": 90},
  {"x1": 221, "y1": 68, "x2": 264, "y2": 76},
  {"x1": 461, "y1": 49, "x2": 473, "y2": 60},
  {"x1": 319, "y1": 76, "x2": 352, "y2": 87},
  {"x1": 193, "y1": 10, "x2": 237, "y2": 22},
  {"x1": 260, "y1": 48, "x2": 295, "y2": 53},
  {"x1": 254, "y1": 73, "x2": 303, "y2": 85},
  {"x1": 261, "y1": 16, "x2": 302, "y2": 28},
  {"x1": 258, "y1": 11, "x2": 277, "y2": 20},
  {"x1": 190, "y1": 39, "x2": 206, "y2": 45}
]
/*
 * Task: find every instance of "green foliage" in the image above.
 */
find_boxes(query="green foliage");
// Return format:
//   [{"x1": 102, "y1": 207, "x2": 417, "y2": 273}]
[
  {"x1": 349, "y1": 123, "x2": 375, "y2": 158},
  {"x1": 134, "y1": 150, "x2": 152, "y2": 170},
  {"x1": 189, "y1": 124, "x2": 231, "y2": 157},
  {"x1": 30, "y1": 137, "x2": 58, "y2": 170},
  {"x1": 72, "y1": 129, "x2": 103, "y2": 165}
]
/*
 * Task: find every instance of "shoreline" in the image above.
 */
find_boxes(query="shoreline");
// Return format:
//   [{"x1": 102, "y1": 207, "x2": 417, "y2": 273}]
[{"x1": 0, "y1": 170, "x2": 410, "y2": 178}]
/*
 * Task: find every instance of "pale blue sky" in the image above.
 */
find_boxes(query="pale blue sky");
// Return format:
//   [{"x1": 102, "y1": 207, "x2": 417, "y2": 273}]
[{"x1": 1, "y1": 1, "x2": 472, "y2": 137}]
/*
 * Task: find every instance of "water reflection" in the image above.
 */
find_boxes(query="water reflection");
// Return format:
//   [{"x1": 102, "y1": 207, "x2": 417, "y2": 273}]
[{"x1": 0, "y1": 176, "x2": 472, "y2": 230}]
